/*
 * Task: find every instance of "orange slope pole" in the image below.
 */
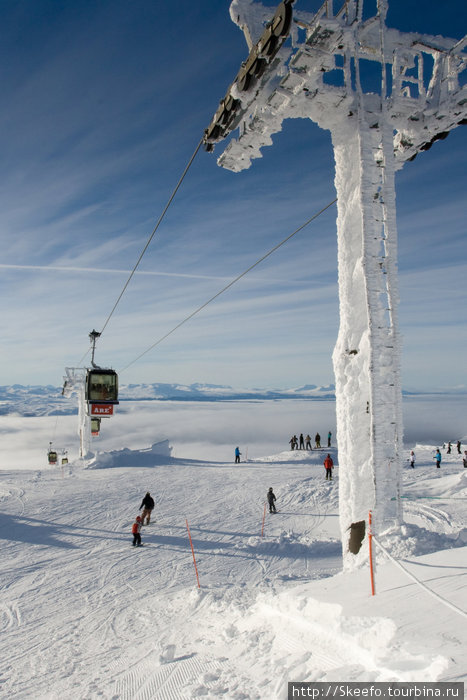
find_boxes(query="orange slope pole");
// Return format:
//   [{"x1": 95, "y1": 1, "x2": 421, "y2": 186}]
[
  {"x1": 186, "y1": 519, "x2": 200, "y2": 589},
  {"x1": 369, "y1": 510, "x2": 375, "y2": 596}
]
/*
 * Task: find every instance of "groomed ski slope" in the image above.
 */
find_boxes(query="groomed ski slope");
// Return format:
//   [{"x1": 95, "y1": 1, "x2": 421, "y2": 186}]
[{"x1": 1, "y1": 444, "x2": 466, "y2": 699}]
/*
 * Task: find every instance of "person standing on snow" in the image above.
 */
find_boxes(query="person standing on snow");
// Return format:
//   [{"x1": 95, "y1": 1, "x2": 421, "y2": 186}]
[
  {"x1": 434, "y1": 449, "x2": 442, "y2": 468},
  {"x1": 327, "y1": 431, "x2": 332, "y2": 447},
  {"x1": 324, "y1": 454, "x2": 334, "y2": 480},
  {"x1": 409, "y1": 450, "x2": 416, "y2": 468},
  {"x1": 132, "y1": 516, "x2": 142, "y2": 547},
  {"x1": 139, "y1": 491, "x2": 155, "y2": 525},
  {"x1": 235, "y1": 446, "x2": 241, "y2": 463},
  {"x1": 315, "y1": 432, "x2": 321, "y2": 448},
  {"x1": 457, "y1": 440, "x2": 462, "y2": 455},
  {"x1": 447, "y1": 441, "x2": 452, "y2": 454},
  {"x1": 299, "y1": 433, "x2": 305, "y2": 450},
  {"x1": 463, "y1": 451, "x2": 467, "y2": 468},
  {"x1": 267, "y1": 487, "x2": 277, "y2": 513},
  {"x1": 305, "y1": 434, "x2": 312, "y2": 450}
]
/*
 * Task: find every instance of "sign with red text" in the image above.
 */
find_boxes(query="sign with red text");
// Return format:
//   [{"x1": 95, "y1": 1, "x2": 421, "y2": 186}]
[{"x1": 90, "y1": 404, "x2": 114, "y2": 416}]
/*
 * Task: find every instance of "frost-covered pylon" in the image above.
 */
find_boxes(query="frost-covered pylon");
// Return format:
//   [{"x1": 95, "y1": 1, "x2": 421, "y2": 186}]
[
  {"x1": 62, "y1": 367, "x2": 91, "y2": 459},
  {"x1": 204, "y1": 0, "x2": 467, "y2": 567}
]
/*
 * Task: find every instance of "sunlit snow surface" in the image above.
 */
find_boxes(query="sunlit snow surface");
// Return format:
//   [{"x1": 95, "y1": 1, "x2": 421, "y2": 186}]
[{"x1": 1, "y1": 401, "x2": 466, "y2": 698}]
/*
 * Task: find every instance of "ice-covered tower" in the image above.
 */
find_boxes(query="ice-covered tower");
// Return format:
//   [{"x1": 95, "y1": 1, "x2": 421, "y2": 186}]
[
  {"x1": 62, "y1": 367, "x2": 91, "y2": 458},
  {"x1": 204, "y1": 0, "x2": 467, "y2": 567}
]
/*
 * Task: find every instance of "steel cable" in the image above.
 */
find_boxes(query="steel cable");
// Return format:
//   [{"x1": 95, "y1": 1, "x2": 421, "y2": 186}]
[{"x1": 119, "y1": 197, "x2": 337, "y2": 373}]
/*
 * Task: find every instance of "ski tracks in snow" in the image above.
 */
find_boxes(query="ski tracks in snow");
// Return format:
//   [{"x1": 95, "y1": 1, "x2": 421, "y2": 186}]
[{"x1": 404, "y1": 500, "x2": 456, "y2": 532}]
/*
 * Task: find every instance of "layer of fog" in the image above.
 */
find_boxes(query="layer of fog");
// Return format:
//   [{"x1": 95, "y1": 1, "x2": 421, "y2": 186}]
[{"x1": 1, "y1": 395, "x2": 465, "y2": 470}]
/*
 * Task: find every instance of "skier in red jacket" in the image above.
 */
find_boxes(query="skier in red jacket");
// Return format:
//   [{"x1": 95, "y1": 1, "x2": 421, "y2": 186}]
[
  {"x1": 132, "y1": 516, "x2": 142, "y2": 547},
  {"x1": 324, "y1": 454, "x2": 334, "y2": 480}
]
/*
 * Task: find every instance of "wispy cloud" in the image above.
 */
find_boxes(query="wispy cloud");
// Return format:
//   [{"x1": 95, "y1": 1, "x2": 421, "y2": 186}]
[
  {"x1": 0, "y1": 263, "x2": 232, "y2": 281},
  {"x1": 0, "y1": 0, "x2": 465, "y2": 390}
]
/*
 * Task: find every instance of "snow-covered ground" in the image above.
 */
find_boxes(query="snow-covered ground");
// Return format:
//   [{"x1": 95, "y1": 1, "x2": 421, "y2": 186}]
[{"x1": 1, "y1": 399, "x2": 466, "y2": 699}]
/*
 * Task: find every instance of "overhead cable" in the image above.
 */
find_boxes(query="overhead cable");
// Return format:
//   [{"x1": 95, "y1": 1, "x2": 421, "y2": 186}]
[
  {"x1": 99, "y1": 138, "x2": 204, "y2": 336},
  {"x1": 119, "y1": 197, "x2": 337, "y2": 373}
]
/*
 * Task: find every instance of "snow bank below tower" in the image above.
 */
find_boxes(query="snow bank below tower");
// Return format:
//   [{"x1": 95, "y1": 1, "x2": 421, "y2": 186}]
[{"x1": 85, "y1": 439, "x2": 172, "y2": 469}]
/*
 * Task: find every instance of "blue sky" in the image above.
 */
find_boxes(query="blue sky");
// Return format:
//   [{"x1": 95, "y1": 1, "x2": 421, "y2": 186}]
[{"x1": 0, "y1": 0, "x2": 466, "y2": 390}]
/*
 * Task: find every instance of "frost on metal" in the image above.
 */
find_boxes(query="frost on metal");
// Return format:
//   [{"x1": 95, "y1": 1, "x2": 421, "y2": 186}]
[
  {"x1": 63, "y1": 367, "x2": 92, "y2": 459},
  {"x1": 214, "y1": 0, "x2": 467, "y2": 568}
]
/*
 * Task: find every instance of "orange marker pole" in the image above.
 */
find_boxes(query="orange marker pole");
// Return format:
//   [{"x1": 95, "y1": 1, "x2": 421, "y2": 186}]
[
  {"x1": 369, "y1": 510, "x2": 375, "y2": 596},
  {"x1": 261, "y1": 503, "x2": 266, "y2": 537},
  {"x1": 186, "y1": 519, "x2": 200, "y2": 589}
]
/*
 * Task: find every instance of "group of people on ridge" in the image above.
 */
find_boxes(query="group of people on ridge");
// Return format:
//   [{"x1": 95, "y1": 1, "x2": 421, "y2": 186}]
[
  {"x1": 289, "y1": 431, "x2": 332, "y2": 451},
  {"x1": 445, "y1": 440, "x2": 462, "y2": 455},
  {"x1": 131, "y1": 491, "x2": 155, "y2": 547},
  {"x1": 408, "y1": 443, "x2": 466, "y2": 469},
  {"x1": 435, "y1": 441, "x2": 465, "y2": 468}
]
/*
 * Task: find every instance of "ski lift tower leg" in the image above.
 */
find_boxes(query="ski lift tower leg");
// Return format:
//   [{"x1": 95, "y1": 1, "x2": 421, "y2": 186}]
[{"x1": 331, "y1": 119, "x2": 403, "y2": 570}]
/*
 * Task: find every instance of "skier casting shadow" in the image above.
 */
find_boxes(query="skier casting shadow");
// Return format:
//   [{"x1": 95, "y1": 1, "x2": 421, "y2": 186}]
[
  {"x1": 324, "y1": 453, "x2": 334, "y2": 480},
  {"x1": 267, "y1": 487, "x2": 277, "y2": 513},
  {"x1": 132, "y1": 516, "x2": 142, "y2": 547},
  {"x1": 139, "y1": 491, "x2": 155, "y2": 525}
]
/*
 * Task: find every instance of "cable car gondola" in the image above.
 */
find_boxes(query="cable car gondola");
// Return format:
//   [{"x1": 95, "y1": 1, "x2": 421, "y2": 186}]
[
  {"x1": 48, "y1": 450, "x2": 58, "y2": 465},
  {"x1": 85, "y1": 331, "x2": 119, "y2": 417},
  {"x1": 85, "y1": 368, "x2": 119, "y2": 416},
  {"x1": 85, "y1": 368, "x2": 119, "y2": 403}
]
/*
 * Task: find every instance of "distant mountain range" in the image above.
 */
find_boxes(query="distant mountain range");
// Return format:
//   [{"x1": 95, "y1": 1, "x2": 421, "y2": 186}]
[
  {"x1": 120, "y1": 382, "x2": 337, "y2": 401},
  {"x1": 0, "y1": 382, "x2": 336, "y2": 417},
  {"x1": 0, "y1": 382, "x2": 465, "y2": 417}
]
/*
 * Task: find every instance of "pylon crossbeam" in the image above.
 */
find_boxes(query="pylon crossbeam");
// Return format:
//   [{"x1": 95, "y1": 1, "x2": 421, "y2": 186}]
[{"x1": 218, "y1": 7, "x2": 466, "y2": 172}]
